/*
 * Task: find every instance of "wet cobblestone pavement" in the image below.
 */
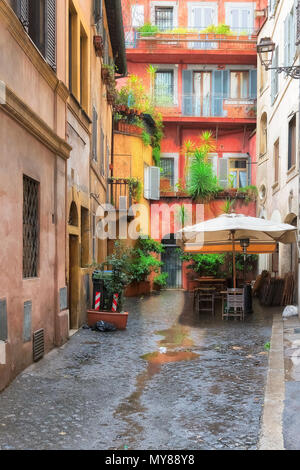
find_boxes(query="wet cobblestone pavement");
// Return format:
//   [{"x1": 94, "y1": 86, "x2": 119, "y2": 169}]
[{"x1": 0, "y1": 291, "x2": 273, "y2": 450}]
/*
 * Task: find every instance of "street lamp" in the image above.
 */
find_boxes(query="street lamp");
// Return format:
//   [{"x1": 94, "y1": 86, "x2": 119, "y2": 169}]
[
  {"x1": 239, "y1": 238, "x2": 250, "y2": 282},
  {"x1": 257, "y1": 37, "x2": 300, "y2": 79}
]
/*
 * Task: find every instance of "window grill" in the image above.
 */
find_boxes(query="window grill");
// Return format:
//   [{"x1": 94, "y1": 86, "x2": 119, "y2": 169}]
[
  {"x1": 161, "y1": 158, "x2": 175, "y2": 189},
  {"x1": 155, "y1": 7, "x2": 173, "y2": 31},
  {"x1": 23, "y1": 175, "x2": 39, "y2": 279}
]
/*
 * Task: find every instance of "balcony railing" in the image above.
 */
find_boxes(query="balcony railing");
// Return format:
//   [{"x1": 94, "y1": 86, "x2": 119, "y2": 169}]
[
  {"x1": 153, "y1": 93, "x2": 257, "y2": 119},
  {"x1": 108, "y1": 178, "x2": 132, "y2": 212},
  {"x1": 125, "y1": 28, "x2": 257, "y2": 51}
]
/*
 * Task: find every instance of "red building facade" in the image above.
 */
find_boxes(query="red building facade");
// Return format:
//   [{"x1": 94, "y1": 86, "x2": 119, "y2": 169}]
[{"x1": 121, "y1": 0, "x2": 268, "y2": 288}]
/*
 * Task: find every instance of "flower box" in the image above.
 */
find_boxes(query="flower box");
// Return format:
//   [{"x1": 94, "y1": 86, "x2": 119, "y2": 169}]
[
  {"x1": 93, "y1": 35, "x2": 104, "y2": 57},
  {"x1": 87, "y1": 310, "x2": 128, "y2": 330},
  {"x1": 125, "y1": 281, "x2": 151, "y2": 297}
]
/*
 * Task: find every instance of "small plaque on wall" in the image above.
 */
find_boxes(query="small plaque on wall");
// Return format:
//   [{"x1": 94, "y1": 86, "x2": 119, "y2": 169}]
[
  {"x1": 0, "y1": 299, "x2": 8, "y2": 342},
  {"x1": 23, "y1": 301, "x2": 32, "y2": 343},
  {"x1": 60, "y1": 287, "x2": 68, "y2": 311}
]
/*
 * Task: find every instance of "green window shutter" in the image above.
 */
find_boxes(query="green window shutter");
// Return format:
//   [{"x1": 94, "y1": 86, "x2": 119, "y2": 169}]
[
  {"x1": 249, "y1": 70, "x2": 257, "y2": 99},
  {"x1": 218, "y1": 158, "x2": 228, "y2": 188},
  {"x1": 182, "y1": 70, "x2": 193, "y2": 116},
  {"x1": 45, "y1": 0, "x2": 56, "y2": 71}
]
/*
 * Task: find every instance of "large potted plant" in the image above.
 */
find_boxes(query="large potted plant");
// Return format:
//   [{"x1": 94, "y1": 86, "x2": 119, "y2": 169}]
[
  {"x1": 87, "y1": 242, "x2": 132, "y2": 329},
  {"x1": 125, "y1": 237, "x2": 164, "y2": 296}
]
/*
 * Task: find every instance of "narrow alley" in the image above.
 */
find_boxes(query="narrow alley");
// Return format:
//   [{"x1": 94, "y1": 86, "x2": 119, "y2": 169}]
[{"x1": 0, "y1": 292, "x2": 273, "y2": 450}]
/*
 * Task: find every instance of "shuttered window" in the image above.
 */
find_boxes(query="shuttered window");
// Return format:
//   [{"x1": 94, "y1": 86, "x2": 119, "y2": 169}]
[
  {"x1": 284, "y1": 4, "x2": 296, "y2": 67},
  {"x1": 100, "y1": 128, "x2": 105, "y2": 176},
  {"x1": 226, "y1": 4, "x2": 254, "y2": 33},
  {"x1": 92, "y1": 107, "x2": 98, "y2": 161},
  {"x1": 288, "y1": 115, "x2": 296, "y2": 170},
  {"x1": 14, "y1": 0, "x2": 56, "y2": 71}
]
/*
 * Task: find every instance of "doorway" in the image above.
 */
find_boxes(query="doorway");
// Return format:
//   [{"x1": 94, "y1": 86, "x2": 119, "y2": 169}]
[
  {"x1": 69, "y1": 235, "x2": 79, "y2": 329},
  {"x1": 161, "y1": 234, "x2": 182, "y2": 288},
  {"x1": 194, "y1": 72, "x2": 211, "y2": 116}
]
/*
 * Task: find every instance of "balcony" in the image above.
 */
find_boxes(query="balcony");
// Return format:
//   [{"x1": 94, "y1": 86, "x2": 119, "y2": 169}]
[
  {"x1": 154, "y1": 93, "x2": 257, "y2": 120},
  {"x1": 108, "y1": 178, "x2": 133, "y2": 213}
]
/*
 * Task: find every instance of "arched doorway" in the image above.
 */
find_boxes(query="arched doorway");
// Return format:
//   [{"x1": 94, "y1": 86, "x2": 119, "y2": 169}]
[
  {"x1": 68, "y1": 201, "x2": 79, "y2": 329},
  {"x1": 161, "y1": 234, "x2": 182, "y2": 288}
]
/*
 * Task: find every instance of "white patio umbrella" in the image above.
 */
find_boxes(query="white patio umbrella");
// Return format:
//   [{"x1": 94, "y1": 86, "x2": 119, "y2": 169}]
[{"x1": 177, "y1": 213, "x2": 297, "y2": 288}]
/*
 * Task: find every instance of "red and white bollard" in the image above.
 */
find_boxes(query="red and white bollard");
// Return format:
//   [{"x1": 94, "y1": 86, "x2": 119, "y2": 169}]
[
  {"x1": 112, "y1": 293, "x2": 119, "y2": 312},
  {"x1": 95, "y1": 292, "x2": 101, "y2": 311}
]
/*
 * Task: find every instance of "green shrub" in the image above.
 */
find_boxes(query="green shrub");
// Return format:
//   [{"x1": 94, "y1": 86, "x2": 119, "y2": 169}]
[
  {"x1": 138, "y1": 23, "x2": 160, "y2": 37},
  {"x1": 154, "y1": 272, "x2": 169, "y2": 288}
]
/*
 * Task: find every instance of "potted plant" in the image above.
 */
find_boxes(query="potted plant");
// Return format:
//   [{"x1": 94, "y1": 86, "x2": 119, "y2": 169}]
[
  {"x1": 87, "y1": 242, "x2": 132, "y2": 329},
  {"x1": 126, "y1": 237, "x2": 164, "y2": 296},
  {"x1": 93, "y1": 35, "x2": 104, "y2": 57},
  {"x1": 153, "y1": 272, "x2": 168, "y2": 291}
]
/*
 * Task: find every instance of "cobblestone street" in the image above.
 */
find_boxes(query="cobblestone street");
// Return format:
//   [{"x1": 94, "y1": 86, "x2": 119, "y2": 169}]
[{"x1": 0, "y1": 291, "x2": 273, "y2": 450}]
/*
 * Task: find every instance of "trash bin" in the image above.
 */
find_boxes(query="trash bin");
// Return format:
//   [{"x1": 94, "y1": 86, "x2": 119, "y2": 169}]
[{"x1": 92, "y1": 270, "x2": 113, "y2": 311}]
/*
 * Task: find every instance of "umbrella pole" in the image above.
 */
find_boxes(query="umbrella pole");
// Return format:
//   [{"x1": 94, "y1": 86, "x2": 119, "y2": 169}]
[{"x1": 231, "y1": 230, "x2": 236, "y2": 289}]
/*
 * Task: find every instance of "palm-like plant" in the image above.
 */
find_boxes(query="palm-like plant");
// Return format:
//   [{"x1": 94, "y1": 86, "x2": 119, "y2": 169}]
[{"x1": 185, "y1": 132, "x2": 220, "y2": 201}]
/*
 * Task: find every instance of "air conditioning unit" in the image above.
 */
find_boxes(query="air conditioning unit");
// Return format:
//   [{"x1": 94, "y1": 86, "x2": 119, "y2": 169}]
[{"x1": 144, "y1": 166, "x2": 160, "y2": 201}]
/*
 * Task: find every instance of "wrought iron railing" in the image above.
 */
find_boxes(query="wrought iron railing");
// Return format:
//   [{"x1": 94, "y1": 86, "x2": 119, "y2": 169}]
[
  {"x1": 125, "y1": 28, "x2": 257, "y2": 50},
  {"x1": 108, "y1": 178, "x2": 132, "y2": 212}
]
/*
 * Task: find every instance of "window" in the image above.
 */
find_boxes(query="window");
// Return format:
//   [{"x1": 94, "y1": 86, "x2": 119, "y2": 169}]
[
  {"x1": 81, "y1": 207, "x2": 89, "y2": 267},
  {"x1": 230, "y1": 71, "x2": 249, "y2": 99},
  {"x1": 29, "y1": 1, "x2": 46, "y2": 56},
  {"x1": 188, "y1": 3, "x2": 217, "y2": 29},
  {"x1": 260, "y1": 112, "x2": 267, "y2": 156},
  {"x1": 23, "y1": 175, "x2": 39, "y2": 279},
  {"x1": 92, "y1": 107, "x2": 98, "y2": 162},
  {"x1": 225, "y1": 2, "x2": 254, "y2": 34},
  {"x1": 229, "y1": 159, "x2": 248, "y2": 188},
  {"x1": 13, "y1": 0, "x2": 56, "y2": 70},
  {"x1": 161, "y1": 158, "x2": 175, "y2": 189},
  {"x1": 288, "y1": 115, "x2": 296, "y2": 170},
  {"x1": 80, "y1": 25, "x2": 88, "y2": 109},
  {"x1": 284, "y1": 6, "x2": 296, "y2": 67},
  {"x1": 155, "y1": 7, "x2": 173, "y2": 30},
  {"x1": 131, "y1": 4, "x2": 144, "y2": 28},
  {"x1": 100, "y1": 128, "x2": 105, "y2": 176},
  {"x1": 19, "y1": 1, "x2": 55, "y2": 64},
  {"x1": 193, "y1": 72, "x2": 212, "y2": 116},
  {"x1": 155, "y1": 70, "x2": 174, "y2": 106},
  {"x1": 274, "y1": 139, "x2": 279, "y2": 184}
]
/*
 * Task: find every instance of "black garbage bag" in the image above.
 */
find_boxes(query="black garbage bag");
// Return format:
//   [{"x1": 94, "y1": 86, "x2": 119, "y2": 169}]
[{"x1": 93, "y1": 320, "x2": 117, "y2": 332}]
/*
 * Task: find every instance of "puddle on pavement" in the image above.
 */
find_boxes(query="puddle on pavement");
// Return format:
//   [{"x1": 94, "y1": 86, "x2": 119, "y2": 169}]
[
  {"x1": 114, "y1": 322, "x2": 199, "y2": 447},
  {"x1": 141, "y1": 323, "x2": 199, "y2": 366}
]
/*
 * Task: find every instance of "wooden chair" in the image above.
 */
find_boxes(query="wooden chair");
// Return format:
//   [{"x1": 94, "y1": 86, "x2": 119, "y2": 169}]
[
  {"x1": 196, "y1": 288, "x2": 216, "y2": 316},
  {"x1": 223, "y1": 288, "x2": 245, "y2": 321}
]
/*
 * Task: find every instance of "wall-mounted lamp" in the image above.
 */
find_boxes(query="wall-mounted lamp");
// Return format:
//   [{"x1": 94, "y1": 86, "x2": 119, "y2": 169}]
[{"x1": 257, "y1": 37, "x2": 300, "y2": 79}]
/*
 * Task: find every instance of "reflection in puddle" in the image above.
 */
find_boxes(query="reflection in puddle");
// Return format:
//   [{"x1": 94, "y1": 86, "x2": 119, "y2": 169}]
[
  {"x1": 114, "y1": 321, "x2": 199, "y2": 447},
  {"x1": 141, "y1": 350, "x2": 199, "y2": 364}
]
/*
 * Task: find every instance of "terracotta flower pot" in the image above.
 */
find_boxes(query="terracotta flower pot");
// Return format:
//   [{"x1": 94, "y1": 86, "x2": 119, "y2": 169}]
[
  {"x1": 93, "y1": 35, "x2": 104, "y2": 57},
  {"x1": 87, "y1": 310, "x2": 128, "y2": 330}
]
